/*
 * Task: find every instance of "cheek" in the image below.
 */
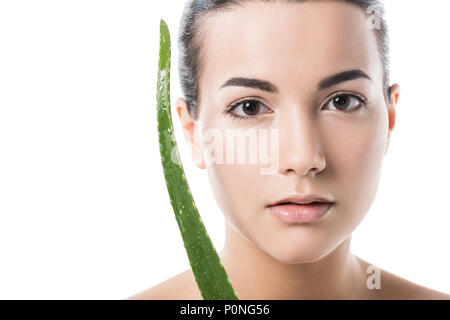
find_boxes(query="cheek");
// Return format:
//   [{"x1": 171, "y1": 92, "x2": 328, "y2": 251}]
[
  {"x1": 326, "y1": 109, "x2": 388, "y2": 224},
  {"x1": 202, "y1": 124, "x2": 269, "y2": 240},
  {"x1": 206, "y1": 151, "x2": 263, "y2": 215}
]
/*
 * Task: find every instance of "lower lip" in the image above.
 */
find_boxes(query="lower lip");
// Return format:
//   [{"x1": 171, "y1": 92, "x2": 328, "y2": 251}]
[{"x1": 268, "y1": 203, "x2": 334, "y2": 224}]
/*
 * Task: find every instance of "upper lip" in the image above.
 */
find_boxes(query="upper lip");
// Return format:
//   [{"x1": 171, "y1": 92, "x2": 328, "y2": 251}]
[{"x1": 267, "y1": 194, "x2": 335, "y2": 207}]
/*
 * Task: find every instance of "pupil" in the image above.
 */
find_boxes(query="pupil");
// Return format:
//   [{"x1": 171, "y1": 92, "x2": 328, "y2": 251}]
[
  {"x1": 243, "y1": 101, "x2": 259, "y2": 115},
  {"x1": 334, "y1": 96, "x2": 349, "y2": 109}
]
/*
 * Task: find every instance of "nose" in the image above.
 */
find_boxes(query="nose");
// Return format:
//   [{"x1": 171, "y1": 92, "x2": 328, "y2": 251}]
[{"x1": 277, "y1": 106, "x2": 326, "y2": 177}]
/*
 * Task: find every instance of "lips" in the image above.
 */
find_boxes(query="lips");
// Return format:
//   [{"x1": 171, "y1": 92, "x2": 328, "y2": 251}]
[
  {"x1": 268, "y1": 202, "x2": 334, "y2": 224},
  {"x1": 267, "y1": 194, "x2": 335, "y2": 207},
  {"x1": 274, "y1": 201, "x2": 323, "y2": 206},
  {"x1": 266, "y1": 194, "x2": 335, "y2": 224}
]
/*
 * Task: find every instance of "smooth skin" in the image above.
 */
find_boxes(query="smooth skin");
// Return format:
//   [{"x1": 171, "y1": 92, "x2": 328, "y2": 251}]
[{"x1": 127, "y1": 0, "x2": 449, "y2": 299}]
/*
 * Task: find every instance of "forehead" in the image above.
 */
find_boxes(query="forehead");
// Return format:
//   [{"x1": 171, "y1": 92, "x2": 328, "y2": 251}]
[{"x1": 199, "y1": 1, "x2": 382, "y2": 96}]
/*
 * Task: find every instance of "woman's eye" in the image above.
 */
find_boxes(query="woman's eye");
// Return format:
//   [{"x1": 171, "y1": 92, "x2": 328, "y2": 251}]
[
  {"x1": 224, "y1": 99, "x2": 271, "y2": 121},
  {"x1": 325, "y1": 93, "x2": 366, "y2": 113},
  {"x1": 224, "y1": 94, "x2": 366, "y2": 121}
]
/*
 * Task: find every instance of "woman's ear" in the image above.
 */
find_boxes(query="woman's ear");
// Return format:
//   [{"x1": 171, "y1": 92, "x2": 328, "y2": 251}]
[
  {"x1": 175, "y1": 97, "x2": 205, "y2": 169},
  {"x1": 385, "y1": 83, "x2": 400, "y2": 156}
]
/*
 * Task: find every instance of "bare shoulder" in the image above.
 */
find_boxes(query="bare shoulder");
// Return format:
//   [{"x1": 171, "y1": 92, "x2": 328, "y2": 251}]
[
  {"x1": 124, "y1": 268, "x2": 202, "y2": 300},
  {"x1": 356, "y1": 256, "x2": 450, "y2": 300}
]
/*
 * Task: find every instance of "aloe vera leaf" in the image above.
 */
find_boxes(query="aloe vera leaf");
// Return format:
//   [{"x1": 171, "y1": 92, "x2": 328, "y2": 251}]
[{"x1": 156, "y1": 19, "x2": 239, "y2": 300}]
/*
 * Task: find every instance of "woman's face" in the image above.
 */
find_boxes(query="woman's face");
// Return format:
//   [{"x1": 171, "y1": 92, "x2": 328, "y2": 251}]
[{"x1": 180, "y1": 0, "x2": 398, "y2": 264}]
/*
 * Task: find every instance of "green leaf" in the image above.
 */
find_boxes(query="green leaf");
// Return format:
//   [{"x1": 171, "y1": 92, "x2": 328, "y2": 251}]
[{"x1": 156, "y1": 19, "x2": 239, "y2": 300}]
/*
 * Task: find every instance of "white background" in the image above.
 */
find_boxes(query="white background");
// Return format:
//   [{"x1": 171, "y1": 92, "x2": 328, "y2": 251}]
[{"x1": 0, "y1": 0, "x2": 449, "y2": 299}]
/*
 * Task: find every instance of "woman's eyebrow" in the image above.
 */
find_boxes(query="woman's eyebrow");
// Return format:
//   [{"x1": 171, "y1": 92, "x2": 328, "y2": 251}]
[
  {"x1": 218, "y1": 69, "x2": 372, "y2": 93},
  {"x1": 318, "y1": 69, "x2": 372, "y2": 91},
  {"x1": 218, "y1": 77, "x2": 279, "y2": 93}
]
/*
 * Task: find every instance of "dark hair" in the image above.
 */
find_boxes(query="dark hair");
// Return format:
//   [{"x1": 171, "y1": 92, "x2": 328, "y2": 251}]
[{"x1": 178, "y1": 0, "x2": 390, "y2": 120}]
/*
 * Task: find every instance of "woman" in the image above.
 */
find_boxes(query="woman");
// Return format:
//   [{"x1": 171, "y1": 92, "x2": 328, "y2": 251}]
[{"x1": 128, "y1": 0, "x2": 449, "y2": 299}]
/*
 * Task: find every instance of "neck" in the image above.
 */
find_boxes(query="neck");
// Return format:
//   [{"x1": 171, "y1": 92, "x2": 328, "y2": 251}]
[{"x1": 219, "y1": 222, "x2": 366, "y2": 299}]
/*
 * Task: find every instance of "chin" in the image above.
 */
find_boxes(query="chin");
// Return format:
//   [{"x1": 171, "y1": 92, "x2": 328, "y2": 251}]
[{"x1": 261, "y1": 239, "x2": 337, "y2": 265}]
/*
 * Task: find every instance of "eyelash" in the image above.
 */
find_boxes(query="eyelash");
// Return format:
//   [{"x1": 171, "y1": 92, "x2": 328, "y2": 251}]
[{"x1": 222, "y1": 92, "x2": 368, "y2": 121}]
